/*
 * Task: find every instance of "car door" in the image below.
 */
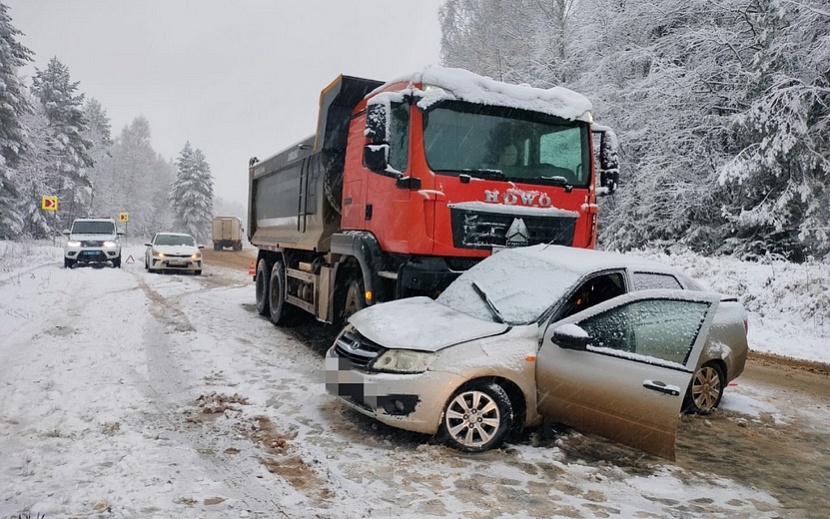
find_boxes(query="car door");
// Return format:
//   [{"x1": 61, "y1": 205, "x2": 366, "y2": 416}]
[{"x1": 536, "y1": 289, "x2": 720, "y2": 461}]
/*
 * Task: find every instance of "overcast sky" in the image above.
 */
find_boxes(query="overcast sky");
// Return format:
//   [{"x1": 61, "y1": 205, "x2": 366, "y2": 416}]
[{"x1": 6, "y1": 0, "x2": 446, "y2": 207}]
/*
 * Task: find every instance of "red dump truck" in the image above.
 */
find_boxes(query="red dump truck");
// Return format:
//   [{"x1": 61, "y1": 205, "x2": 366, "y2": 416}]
[{"x1": 248, "y1": 67, "x2": 619, "y2": 326}]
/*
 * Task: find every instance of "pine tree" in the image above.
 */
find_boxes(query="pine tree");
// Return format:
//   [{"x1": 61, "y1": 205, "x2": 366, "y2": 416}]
[
  {"x1": 31, "y1": 56, "x2": 93, "y2": 230},
  {"x1": 0, "y1": 1, "x2": 33, "y2": 239},
  {"x1": 171, "y1": 142, "x2": 214, "y2": 243}
]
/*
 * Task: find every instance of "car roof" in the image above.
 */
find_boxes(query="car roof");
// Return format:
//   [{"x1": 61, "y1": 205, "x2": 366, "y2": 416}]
[
  {"x1": 74, "y1": 218, "x2": 115, "y2": 222},
  {"x1": 504, "y1": 244, "x2": 682, "y2": 275},
  {"x1": 155, "y1": 232, "x2": 194, "y2": 237}
]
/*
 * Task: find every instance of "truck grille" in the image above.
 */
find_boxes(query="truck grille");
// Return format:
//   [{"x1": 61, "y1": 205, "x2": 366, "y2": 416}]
[
  {"x1": 450, "y1": 208, "x2": 577, "y2": 249},
  {"x1": 334, "y1": 328, "x2": 383, "y2": 368}
]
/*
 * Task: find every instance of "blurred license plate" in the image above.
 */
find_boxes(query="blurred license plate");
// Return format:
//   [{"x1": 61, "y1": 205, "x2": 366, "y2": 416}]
[{"x1": 168, "y1": 260, "x2": 186, "y2": 266}]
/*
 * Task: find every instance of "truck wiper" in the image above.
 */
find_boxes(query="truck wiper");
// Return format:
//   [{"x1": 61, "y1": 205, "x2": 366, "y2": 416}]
[
  {"x1": 435, "y1": 169, "x2": 507, "y2": 181},
  {"x1": 471, "y1": 281, "x2": 505, "y2": 324}
]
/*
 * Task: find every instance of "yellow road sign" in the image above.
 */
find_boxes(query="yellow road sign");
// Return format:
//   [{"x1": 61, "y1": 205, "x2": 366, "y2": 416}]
[
  {"x1": 41, "y1": 196, "x2": 58, "y2": 211},
  {"x1": 119, "y1": 212, "x2": 129, "y2": 222}
]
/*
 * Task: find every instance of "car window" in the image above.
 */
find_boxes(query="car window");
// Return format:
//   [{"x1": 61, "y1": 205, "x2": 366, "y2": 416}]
[
  {"x1": 632, "y1": 272, "x2": 682, "y2": 290},
  {"x1": 156, "y1": 234, "x2": 195, "y2": 246},
  {"x1": 576, "y1": 298, "x2": 710, "y2": 366},
  {"x1": 72, "y1": 221, "x2": 115, "y2": 234},
  {"x1": 436, "y1": 250, "x2": 581, "y2": 325},
  {"x1": 557, "y1": 272, "x2": 626, "y2": 320}
]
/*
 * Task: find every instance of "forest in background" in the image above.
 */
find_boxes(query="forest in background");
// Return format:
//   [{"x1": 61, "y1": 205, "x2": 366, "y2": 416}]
[
  {"x1": 3, "y1": 1, "x2": 829, "y2": 259},
  {"x1": 440, "y1": 0, "x2": 830, "y2": 262},
  {"x1": 0, "y1": 3, "x2": 219, "y2": 243}
]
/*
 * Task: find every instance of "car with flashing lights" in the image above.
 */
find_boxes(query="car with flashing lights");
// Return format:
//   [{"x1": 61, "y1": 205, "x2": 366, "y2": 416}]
[
  {"x1": 144, "y1": 232, "x2": 204, "y2": 275},
  {"x1": 325, "y1": 244, "x2": 749, "y2": 460},
  {"x1": 62, "y1": 218, "x2": 123, "y2": 269}
]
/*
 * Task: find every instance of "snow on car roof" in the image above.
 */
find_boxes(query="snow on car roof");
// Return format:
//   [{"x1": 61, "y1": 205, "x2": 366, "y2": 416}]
[
  {"x1": 377, "y1": 66, "x2": 594, "y2": 123},
  {"x1": 510, "y1": 244, "x2": 681, "y2": 275}
]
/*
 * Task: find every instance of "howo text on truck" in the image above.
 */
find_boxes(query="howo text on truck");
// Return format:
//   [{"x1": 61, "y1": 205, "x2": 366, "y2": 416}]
[{"x1": 248, "y1": 67, "x2": 620, "y2": 326}]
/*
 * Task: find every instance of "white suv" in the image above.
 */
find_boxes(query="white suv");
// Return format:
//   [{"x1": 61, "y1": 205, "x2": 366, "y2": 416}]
[{"x1": 63, "y1": 218, "x2": 123, "y2": 268}]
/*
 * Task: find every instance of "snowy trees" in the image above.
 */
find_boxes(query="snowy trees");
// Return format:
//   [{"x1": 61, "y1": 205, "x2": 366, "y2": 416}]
[
  {"x1": 439, "y1": 0, "x2": 830, "y2": 261},
  {"x1": 0, "y1": 3, "x2": 206, "y2": 242},
  {"x1": 0, "y1": 1, "x2": 32, "y2": 239},
  {"x1": 31, "y1": 57, "x2": 94, "y2": 231},
  {"x1": 171, "y1": 142, "x2": 214, "y2": 243}
]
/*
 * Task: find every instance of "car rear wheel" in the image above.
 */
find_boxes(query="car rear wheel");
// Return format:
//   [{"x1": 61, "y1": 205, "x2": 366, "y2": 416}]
[
  {"x1": 684, "y1": 361, "x2": 725, "y2": 414},
  {"x1": 255, "y1": 258, "x2": 270, "y2": 316},
  {"x1": 440, "y1": 381, "x2": 513, "y2": 452}
]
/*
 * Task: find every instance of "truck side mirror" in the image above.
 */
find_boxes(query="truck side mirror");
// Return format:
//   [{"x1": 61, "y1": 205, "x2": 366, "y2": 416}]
[
  {"x1": 364, "y1": 144, "x2": 390, "y2": 173},
  {"x1": 592, "y1": 125, "x2": 620, "y2": 196},
  {"x1": 365, "y1": 103, "x2": 388, "y2": 144}
]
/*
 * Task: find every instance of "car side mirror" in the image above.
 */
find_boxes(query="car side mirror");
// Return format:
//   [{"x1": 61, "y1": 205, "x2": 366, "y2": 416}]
[
  {"x1": 62, "y1": 229, "x2": 70, "y2": 236},
  {"x1": 551, "y1": 324, "x2": 590, "y2": 351},
  {"x1": 144, "y1": 243, "x2": 152, "y2": 247}
]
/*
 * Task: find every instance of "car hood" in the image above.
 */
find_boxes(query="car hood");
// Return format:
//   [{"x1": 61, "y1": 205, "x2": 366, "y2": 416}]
[
  {"x1": 348, "y1": 296, "x2": 509, "y2": 352},
  {"x1": 152, "y1": 245, "x2": 199, "y2": 255}
]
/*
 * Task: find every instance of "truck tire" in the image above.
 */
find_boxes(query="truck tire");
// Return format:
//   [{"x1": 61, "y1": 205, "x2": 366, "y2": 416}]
[
  {"x1": 255, "y1": 258, "x2": 271, "y2": 316},
  {"x1": 336, "y1": 277, "x2": 365, "y2": 326},
  {"x1": 268, "y1": 260, "x2": 299, "y2": 326}
]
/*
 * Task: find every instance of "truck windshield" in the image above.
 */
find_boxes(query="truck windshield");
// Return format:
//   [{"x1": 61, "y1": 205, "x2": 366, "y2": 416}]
[{"x1": 422, "y1": 101, "x2": 591, "y2": 188}]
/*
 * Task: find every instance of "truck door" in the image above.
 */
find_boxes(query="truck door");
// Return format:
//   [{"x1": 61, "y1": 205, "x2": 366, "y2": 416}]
[{"x1": 536, "y1": 290, "x2": 720, "y2": 460}]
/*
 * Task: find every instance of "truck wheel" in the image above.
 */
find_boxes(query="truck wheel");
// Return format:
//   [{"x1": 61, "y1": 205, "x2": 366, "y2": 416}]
[
  {"x1": 268, "y1": 260, "x2": 298, "y2": 326},
  {"x1": 340, "y1": 278, "x2": 366, "y2": 324},
  {"x1": 255, "y1": 258, "x2": 271, "y2": 316},
  {"x1": 214, "y1": 243, "x2": 220, "y2": 251}
]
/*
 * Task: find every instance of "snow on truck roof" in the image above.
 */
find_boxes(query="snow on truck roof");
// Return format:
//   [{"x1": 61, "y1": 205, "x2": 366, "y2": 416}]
[{"x1": 375, "y1": 66, "x2": 594, "y2": 123}]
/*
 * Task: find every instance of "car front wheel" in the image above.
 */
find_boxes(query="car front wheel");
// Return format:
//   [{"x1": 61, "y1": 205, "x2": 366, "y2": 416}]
[
  {"x1": 684, "y1": 361, "x2": 725, "y2": 414},
  {"x1": 440, "y1": 381, "x2": 513, "y2": 452}
]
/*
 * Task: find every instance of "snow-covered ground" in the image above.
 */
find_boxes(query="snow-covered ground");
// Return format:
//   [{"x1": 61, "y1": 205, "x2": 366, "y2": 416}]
[{"x1": 0, "y1": 240, "x2": 827, "y2": 518}]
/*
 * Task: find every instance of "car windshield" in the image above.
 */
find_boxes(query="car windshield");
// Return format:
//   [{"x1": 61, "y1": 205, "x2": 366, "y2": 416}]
[
  {"x1": 422, "y1": 101, "x2": 591, "y2": 188},
  {"x1": 72, "y1": 221, "x2": 115, "y2": 234},
  {"x1": 155, "y1": 234, "x2": 195, "y2": 246},
  {"x1": 436, "y1": 249, "x2": 582, "y2": 325}
]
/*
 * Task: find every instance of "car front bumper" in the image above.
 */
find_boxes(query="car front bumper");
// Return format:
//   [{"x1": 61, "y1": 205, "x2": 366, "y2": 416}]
[
  {"x1": 325, "y1": 346, "x2": 465, "y2": 435},
  {"x1": 65, "y1": 245, "x2": 120, "y2": 262},
  {"x1": 149, "y1": 257, "x2": 202, "y2": 271}
]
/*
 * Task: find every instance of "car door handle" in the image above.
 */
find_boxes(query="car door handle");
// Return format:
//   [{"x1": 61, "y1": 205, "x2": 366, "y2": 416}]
[{"x1": 643, "y1": 380, "x2": 681, "y2": 396}]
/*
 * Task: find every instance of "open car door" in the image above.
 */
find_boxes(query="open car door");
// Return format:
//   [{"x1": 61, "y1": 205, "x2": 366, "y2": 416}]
[{"x1": 536, "y1": 289, "x2": 721, "y2": 461}]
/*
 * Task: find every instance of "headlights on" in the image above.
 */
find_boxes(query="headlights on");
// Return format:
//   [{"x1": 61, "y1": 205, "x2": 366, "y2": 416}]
[
  {"x1": 191, "y1": 253, "x2": 202, "y2": 260},
  {"x1": 103, "y1": 240, "x2": 117, "y2": 248},
  {"x1": 66, "y1": 240, "x2": 81, "y2": 247},
  {"x1": 372, "y1": 349, "x2": 434, "y2": 374}
]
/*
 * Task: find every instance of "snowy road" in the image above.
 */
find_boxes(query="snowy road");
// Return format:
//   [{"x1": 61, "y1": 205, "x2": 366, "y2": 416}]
[{"x1": 1, "y1": 243, "x2": 828, "y2": 518}]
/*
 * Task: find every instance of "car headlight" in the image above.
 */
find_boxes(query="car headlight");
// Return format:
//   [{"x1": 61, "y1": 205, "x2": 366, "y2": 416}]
[
  {"x1": 66, "y1": 240, "x2": 81, "y2": 247},
  {"x1": 371, "y1": 349, "x2": 434, "y2": 374},
  {"x1": 191, "y1": 253, "x2": 201, "y2": 260},
  {"x1": 153, "y1": 250, "x2": 165, "y2": 258},
  {"x1": 104, "y1": 240, "x2": 117, "y2": 247}
]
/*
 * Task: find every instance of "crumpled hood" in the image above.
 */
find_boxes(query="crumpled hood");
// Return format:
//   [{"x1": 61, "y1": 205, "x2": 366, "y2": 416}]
[{"x1": 348, "y1": 296, "x2": 508, "y2": 352}]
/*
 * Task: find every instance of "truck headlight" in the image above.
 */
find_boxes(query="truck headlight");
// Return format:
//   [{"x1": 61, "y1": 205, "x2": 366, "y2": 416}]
[{"x1": 371, "y1": 349, "x2": 434, "y2": 374}]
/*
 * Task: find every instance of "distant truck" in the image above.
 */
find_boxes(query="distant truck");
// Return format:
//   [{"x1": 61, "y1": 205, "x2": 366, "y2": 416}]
[
  {"x1": 212, "y1": 216, "x2": 244, "y2": 251},
  {"x1": 248, "y1": 67, "x2": 619, "y2": 326}
]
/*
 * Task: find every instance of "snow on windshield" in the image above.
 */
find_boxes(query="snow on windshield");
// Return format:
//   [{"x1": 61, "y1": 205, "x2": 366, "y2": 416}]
[{"x1": 437, "y1": 248, "x2": 581, "y2": 324}]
